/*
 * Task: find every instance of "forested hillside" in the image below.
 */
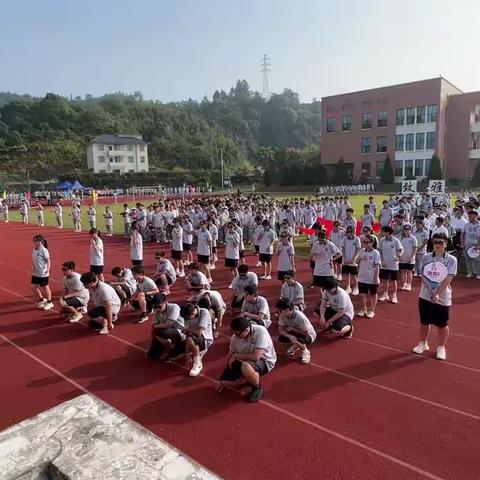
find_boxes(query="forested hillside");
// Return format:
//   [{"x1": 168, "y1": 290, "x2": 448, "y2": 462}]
[{"x1": 0, "y1": 80, "x2": 322, "y2": 185}]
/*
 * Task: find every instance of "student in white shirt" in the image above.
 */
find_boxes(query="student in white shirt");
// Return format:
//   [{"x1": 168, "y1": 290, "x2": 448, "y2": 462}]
[
  {"x1": 225, "y1": 221, "x2": 240, "y2": 286},
  {"x1": 152, "y1": 251, "x2": 177, "y2": 294},
  {"x1": 398, "y1": 224, "x2": 418, "y2": 291},
  {"x1": 31, "y1": 235, "x2": 54, "y2": 311},
  {"x1": 231, "y1": 264, "x2": 258, "y2": 309},
  {"x1": 80, "y1": 271, "x2": 121, "y2": 335},
  {"x1": 103, "y1": 206, "x2": 113, "y2": 236},
  {"x1": 378, "y1": 225, "x2": 403, "y2": 304},
  {"x1": 341, "y1": 226, "x2": 361, "y2": 295},
  {"x1": 130, "y1": 266, "x2": 160, "y2": 324},
  {"x1": 130, "y1": 222, "x2": 144, "y2": 267},
  {"x1": 36, "y1": 202, "x2": 44, "y2": 227},
  {"x1": 329, "y1": 221, "x2": 345, "y2": 280},
  {"x1": 59, "y1": 261, "x2": 90, "y2": 322},
  {"x1": 217, "y1": 316, "x2": 277, "y2": 403},
  {"x1": 280, "y1": 271, "x2": 305, "y2": 311},
  {"x1": 258, "y1": 220, "x2": 277, "y2": 280},
  {"x1": 89, "y1": 228, "x2": 105, "y2": 282},
  {"x1": 240, "y1": 285, "x2": 271, "y2": 328},
  {"x1": 110, "y1": 266, "x2": 137, "y2": 305},
  {"x1": 276, "y1": 298, "x2": 316, "y2": 363},
  {"x1": 185, "y1": 262, "x2": 210, "y2": 295},
  {"x1": 356, "y1": 234, "x2": 381, "y2": 318},
  {"x1": 276, "y1": 232, "x2": 295, "y2": 281},
  {"x1": 171, "y1": 218, "x2": 185, "y2": 277},
  {"x1": 120, "y1": 204, "x2": 132, "y2": 238},
  {"x1": 413, "y1": 218, "x2": 430, "y2": 277},
  {"x1": 197, "y1": 289, "x2": 226, "y2": 338},
  {"x1": 181, "y1": 303, "x2": 214, "y2": 377},
  {"x1": 196, "y1": 220, "x2": 213, "y2": 282},
  {"x1": 310, "y1": 229, "x2": 341, "y2": 289},
  {"x1": 181, "y1": 215, "x2": 194, "y2": 266},
  {"x1": 315, "y1": 277, "x2": 354, "y2": 338},
  {"x1": 87, "y1": 205, "x2": 96, "y2": 229}
]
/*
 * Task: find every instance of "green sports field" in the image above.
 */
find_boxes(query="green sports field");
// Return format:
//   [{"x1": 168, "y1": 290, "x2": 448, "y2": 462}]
[{"x1": 7, "y1": 194, "x2": 392, "y2": 256}]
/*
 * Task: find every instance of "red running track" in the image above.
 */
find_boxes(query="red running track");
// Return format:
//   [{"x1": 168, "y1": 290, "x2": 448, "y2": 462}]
[{"x1": 1, "y1": 222, "x2": 480, "y2": 480}]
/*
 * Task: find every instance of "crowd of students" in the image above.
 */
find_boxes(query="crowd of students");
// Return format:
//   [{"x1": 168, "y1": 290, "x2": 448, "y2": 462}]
[{"x1": 25, "y1": 191, "x2": 480, "y2": 402}]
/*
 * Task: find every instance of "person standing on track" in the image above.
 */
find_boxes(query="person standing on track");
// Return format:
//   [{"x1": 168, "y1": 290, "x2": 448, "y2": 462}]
[
  {"x1": 171, "y1": 217, "x2": 185, "y2": 277},
  {"x1": 216, "y1": 316, "x2": 277, "y2": 402},
  {"x1": 31, "y1": 235, "x2": 54, "y2": 311},
  {"x1": 54, "y1": 201, "x2": 63, "y2": 228},
  {"x1": 2, "y1": 200, "x2": 9, "y2": 223},
  {"x1": 258, "y1": 219, "x2": 277, "y2": 280},
  {"x1": 130, "y1": 222, "x2": 144, "y2": 267},
  {"x1": 103, "y1": 206, "x2": 113, "y2": 236},
  {"x1": 225, "y1": 221, "x2": 240, "y2": 288},
  {"x1": 89, "y1": 228, "x2": 105, "y2": 282},
  {"x1": 20, "y1": 200, "x2": 29, "y2": 224},
  {"x1": 196, "y1": 220, "x2": 213, "y2": 282},
  {"x1": 412, "y1": 232, "x2": 457, "y2": 360},
  {"x1": 121, "y1": 203, "x2": 132, "y2": 238},
  {"x1": 378, "y1": 226, "x2": 403, "y2": 304},
  {"x1": 276, "y1": 231, "x2": 295, "y2": 282},
  {"x1": 35, "y1": 202, "x2": 44, "y2": 227},
  {"x1": 398, "y1": 224, "x2": 417, "y2": 291},
  {"x1": 356, "y1": 234, "x2": 381, "y2": 318},
  {"x1": 87, "y1": 204, "x2": 97, "y2": 229},
  {"x1": 311, "y1": 229, "x2": 341, "y2": 289}
]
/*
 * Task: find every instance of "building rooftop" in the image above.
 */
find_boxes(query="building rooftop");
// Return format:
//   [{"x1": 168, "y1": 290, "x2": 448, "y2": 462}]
[
  {"x1": 90, "y1": 134, "x2": 149, "y2": 145},
  {"x1": 322, "y1": 76, "x2": 463, "y2": 100}
]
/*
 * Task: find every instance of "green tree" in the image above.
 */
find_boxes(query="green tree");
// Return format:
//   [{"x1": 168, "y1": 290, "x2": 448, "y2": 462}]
[
  {"x1": 471, "y1": 161, "x2": 480, "y2": 187},
  {"x1": 380, "y1": 154, "x2": 395, "y2": 184},
  {"x1": 427, "y1": 153, "x2": 443, "y2": 179}
]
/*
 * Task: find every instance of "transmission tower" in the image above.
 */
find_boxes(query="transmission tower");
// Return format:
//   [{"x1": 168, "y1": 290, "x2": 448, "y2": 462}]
[{"x1": 261, "y1": 54, "x2": 271, "y2": 98}]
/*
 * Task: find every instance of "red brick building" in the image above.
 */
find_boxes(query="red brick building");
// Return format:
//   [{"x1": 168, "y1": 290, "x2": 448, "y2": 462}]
[{"x1": 321, "y1": 77, "x2": 480, "y2": 183}]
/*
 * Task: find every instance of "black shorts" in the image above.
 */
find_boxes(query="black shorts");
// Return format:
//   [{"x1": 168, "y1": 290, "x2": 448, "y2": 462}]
[
  {"x1": 131, "y1": 293, "x2": 160, "y2": 312},
  {"x1": 182, "y1": 243, "x2": 192, "y2": 251},
  {"x1": 334, "y1": 255, "x2": 343, "y2": 265},
  {"x1": 90, "y1": 265, "x2": 104, "y2": 274},
  {"x1": 171, "y1": 249, "x2": 182, "y2": 260},
  {"x1": 418, "y1": 297, "x2": 449, "y2": 328},
  {"x1": 147, "y1": 328, "x2": 185, "y2": 360},
  {"x1": 225, "y1": 258, "x2": 239, "y2": 268},
  {"x1": 279, "y1": 334, "x2": 313, "y2": 345},
  {"x1": 325, "y1": 307, "x2": 352, "y2": 331},
  {"x1": 379, "y1": 269, "x2": 399, "y2": 281},
  {"x1": 197, "y1": 254, "x2": 210, "y2": 265},
  {"x1": 358, "y1": 282, "x2": 378, "y2": 295},
  {"x1": 131, "y1": 259, "x2": 143, "y2": 266},
  {"x1": 187, "y1": 334, "x2": 207, "y2": 352},
  {"x1": 259, "y1": 253, "x2": 272, "y2": 263},
  {"x1": 254, "y1": 245, "x2": 260, "y2": 253},
  {"x1": 312, "y1": 275, "x2": 335, "y2": 288},
  {"x1": 399, "y1": 263, "x2": 415, "y2": 271},
  {"x1": 63, "y1": 297, "x2": 83, "y2": 308},
  {"x1": 88, "y1": 306, "x2": 107, "y2": 318},
  {"x1": 341, "y1": 265, "x2": 358, "y2": 275},
  {"x1": 31, "y1": 275, "x2": 49, "y2": 287},
  {"x1": 239, "y1": 250, "x2": 245, "y2": 259},
  {"x1": 219, "y1": 359, "x2": 269, "y2": 382}
]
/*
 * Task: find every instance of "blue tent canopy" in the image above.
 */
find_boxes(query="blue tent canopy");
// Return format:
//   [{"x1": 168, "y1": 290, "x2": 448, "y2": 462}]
[
  {"x1": 70, "y1": 180, "x2": 87, "y2": 190},
  {"x1": 57, "y1": 181, "x2": 72, "y2": 189}
]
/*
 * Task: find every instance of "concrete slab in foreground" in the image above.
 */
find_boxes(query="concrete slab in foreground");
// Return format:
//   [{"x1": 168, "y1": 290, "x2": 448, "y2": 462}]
[{"x1": 0, "y1": 394, "x2": 221, "y2": 480}]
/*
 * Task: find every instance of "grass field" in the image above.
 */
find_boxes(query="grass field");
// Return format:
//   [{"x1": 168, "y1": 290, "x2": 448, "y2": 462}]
[{"x1": 7, "y1": 194, "x2": 391, "y2": 256}]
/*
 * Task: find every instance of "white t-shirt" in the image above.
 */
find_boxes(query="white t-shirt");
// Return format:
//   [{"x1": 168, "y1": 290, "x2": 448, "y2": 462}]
[
  {"x1": 241, "y1": 295, "x2": 271, "y2": 328},
  {"x1": 322, "y1": 287, "x2": 354, "y2": 320},
  {"x1": 90, "y1": 238, "x2": 104, "y2": 266},
  {"x1": 32, "y1": 246, "x2": 50, "y2": 277},
  {"x1": 63, "y1": 272, "x2": 89, "y2": 304},
  {"x1": 89, "y1": 281, "x2": 121, "y2": 314},
  {"x1": 419, "y1": 252, "x2": 457, "y2": 306},
  {"x1": 399, "y1": 235, "x2": 418, "y2": 264},
  {"x1": 197, "y1": 229, "x2": 212, "y2": 256},
  {"x1": 312, "y1": 240, "x2": 340, "y2": 276},
  {"x1": 281, "y1": 281, "x2": 304, "y2": 306},
  {"x1": 230, "y1": 324, "x2": 277, "y2": 372},
  {"x1": 357, "y1": 248, "x2": 381, "y2": 285},
  {"x1": 171, "y1": 226, "x2": 183, "y2": 251},
  {"x1": 231, "y1": 272, "x2": 258, "y2": 295},
  {"x1": 186, "y1": 307, "x2": 214, "y2": 347},
  {"x1": 225, "y1": 231, "x2": 240, "y2": 260},
  {"x1": 277, "y1": 243, "x2": 295, "y2": 271},
  {"x1": 135, "y1": 276, "x2": 158, "y2": 294},
  {"x1": 379, "y1": 236, "x2": 403, "y2": 271},
  {"x1": 341, "y1": 236, "x2": 361, "y2": 265},
  {"x1": 130, "y1": 231, "x2": 143, "y2": 260},
  {"x1": 259, "y1": 229, "x2": 277, "y2": 255},
  {"x1": 279, "y1": 310, "x2": 316, "y2": 341}
]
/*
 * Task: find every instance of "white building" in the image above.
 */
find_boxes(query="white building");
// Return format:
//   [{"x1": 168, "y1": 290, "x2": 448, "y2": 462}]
[{"x1": 87, "y1": 134, "x2": 149, "y2": 174}]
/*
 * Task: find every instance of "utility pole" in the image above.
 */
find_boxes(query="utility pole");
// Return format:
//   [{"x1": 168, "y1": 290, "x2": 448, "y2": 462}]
[
  {"x1": 220, "y1": 148, "x2": 224, "y2": 190},
  {"x1": 261, "y1": 54, "x2": 271, "y2": 98}
]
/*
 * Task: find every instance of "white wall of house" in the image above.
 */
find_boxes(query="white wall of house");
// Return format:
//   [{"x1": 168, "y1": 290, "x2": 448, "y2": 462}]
[{"x1": 87, "y1": 142, "x2": 149, "y2": 174}]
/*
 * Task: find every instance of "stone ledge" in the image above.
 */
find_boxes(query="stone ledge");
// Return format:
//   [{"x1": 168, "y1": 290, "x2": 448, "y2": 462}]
[{"x1": 0, "y1": 394, "x2": 221, "y2": 480}]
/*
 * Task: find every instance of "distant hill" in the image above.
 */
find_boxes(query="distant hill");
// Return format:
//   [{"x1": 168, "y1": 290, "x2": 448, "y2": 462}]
[{"x1": 0, "y1": 92, "x2": 39, "y2": 108}]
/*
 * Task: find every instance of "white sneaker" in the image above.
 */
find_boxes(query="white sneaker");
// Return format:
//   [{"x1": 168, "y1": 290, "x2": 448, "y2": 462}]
[
  {"x1": 189, "y1": 360, "x2": 203, "y2": 377},
  {"x1": 346, "y1": 286, "x2": 352, "y2": 294},
  {"x1": 466, "y1": 273, "x2": 474, "y2": 279},
  {"x1": 390, "y1": 295, "x2": 398, "y2": 304},
  {"x1": 379, "y1": 293, "x2": 389, "y2": 302},
  {"x1": 175, "y1": 269, "x2": 181, "y2": 275},
  {"x1": 405, "y1": 284, "x2": 412, "y2": 291},
  {"x1": 300, "y1": 349, "x2": 311, "y2": 364},
  {"x1": 42, "y1": 301, "x2": 54, "y2": 311},
  {"x1": 255, "y1": 262, "x2": 262, "y2": 267},
  {"x1": 476, "y1": 275, "x2": 480, "y2": 280},
  {"x1": 436, "y1": 346, "x2": 447, "y2": 360},
  {"x1": 357, "y1": 310, "x2": 367, "y2": 317},
  {"x1": 178, "y1": 272, "x2": 185, "y2": 278},
  {"x1": 37, "y1": 299, "x2": 47, "y2": 309},
  {"x1": 286, "y1": 345, "x2": 299, "y2": 356},
  {"x1": 366, "y1": 310, "x2": 375, "y2": 318},
  {"x1": 352, "y1": 288, "x2": 359, "y2": 296},
  {"x1": 69, "y1": 312, "x2": 83, "y2": 323},
  {"x1": 260, "y1": 275, "x2": 267, "y2": 280},
  {"x1": 400, "y1": 284, "x2": 408, "y2": 291},
  {"x1": 337, "y1": 274, "x2": 343, "y2": 281},
  {"x1": 264, "y1": 275, "x2": 272, "y2": 280},
  {"x1": 412, "y1": 341, "x2": 430, "y2": 354},
  {"x1": 209, "y1": 265, "x2": 216, "y2": 270},
  {"x1": 99, "y1": 325, "x2": 114, "y2": 335}
]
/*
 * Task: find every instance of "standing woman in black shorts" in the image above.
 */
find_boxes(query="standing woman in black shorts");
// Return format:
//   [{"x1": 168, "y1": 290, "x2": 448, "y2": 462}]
[
  {"x1": 89, "y1": 228, "x2": 105, "y2": 282},
  {"x1": 31, "y1": 235, "x2": 54, "y2": 311}
]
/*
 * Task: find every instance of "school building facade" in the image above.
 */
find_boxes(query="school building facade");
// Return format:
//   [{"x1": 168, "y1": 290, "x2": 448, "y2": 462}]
[{"x1": 320, "y1": 77, "x2": 480, "y2": 183}]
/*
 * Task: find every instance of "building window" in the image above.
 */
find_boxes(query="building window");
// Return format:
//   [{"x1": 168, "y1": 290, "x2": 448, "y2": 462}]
[
  {"x1": 114, "y1": 145, "x2": 123, "y2": 151},
  {"x1": 327, "y1": 118, "x2": 336, "y2": 133},
  {"x1": 415, "y1": 132, "x2": 425, "y2": 150},
  {"x1": 406, "y1": 107, "x2": 415, "y2": 125},
  {"x1": 342, "y1": 115, "x2": 351, "y2": 131},
  {"x1": 395, "y1": 134, "x2": 404, "y2": 151},
  {"x1": 427, "y1": 105, "x2": 438, "y2": 123},
  {"x1": 376, "y1": 160, "x2": 384, "y2": 178},
  {"x1": 99, "y1": 170, "x2": 106, "y2": 174},
  {"x1": 416, "y1": 106, "x2": 426, "y2": 124},
  {"x1": 361, "y1": 137, "x2": 371, "y2": 154},
  {"x1": 140, "y1": 145, "x2": 145, "y2": 152},
  {"x1": 140, "y1": 156, "x2": 146, "y2": 163},
  {"x1": 98, "y1": 144, "x2": 104, "y2": 151},
  {"x1": 404, "y1": 159, "x2": 414, "y2": 178},
  {"x1": 108, "y1": 145, "x2": 113, "y2": 151},
  {"x1": 98, "y1": 156, "x2": 105, "y2": 163},
  {"x1": 361, "y1": 161, "x2": 371, "y2": 178},
  {"x1": 127, "y1": 145, "x2": 134, "y2": 151},
  {"x1": 405, "y1": 133, "x2": 415, "y2": 151},
  {"x1": 394, "y1": 160, "x2": 403, "y2": 177},
  {"x1": 114, "y1": 156, "x2": 122, "y2": 163},
  {"x1": 128, "y1": 156, "x2": 134, "y2": 162},
  {"x1": 425, "y1": 158, "x2": 431, "y2": 175},
  {"x1": 426, "y1": 132, "x2": 436, "y2": 149},
  {"x1": 415, "y1": 159, "x2": 424, "y2": 176},
  {"x1": 129, "y1": 169, "x2": 135, "y2": 173},
  {"x1": 377, "y1": 111, "x2": 388, "y2": 127},
  {"x1": 377, "y1": 136, "x2": 387, "y2": 152},
  {"x1": 396, "y1": 108, "x2": 405, "y2": 126},
  {"x1": 362, "y1": 113, "x2": 372, "y2": 129}
]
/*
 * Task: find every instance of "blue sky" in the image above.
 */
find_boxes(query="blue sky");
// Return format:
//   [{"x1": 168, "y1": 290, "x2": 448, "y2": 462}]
[{"x1": 1, "y1": 0, "x2": 479, "y2": 102}]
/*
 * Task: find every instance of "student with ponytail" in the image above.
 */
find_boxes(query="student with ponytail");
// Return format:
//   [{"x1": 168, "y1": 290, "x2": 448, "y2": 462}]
[{"x1": 31, "y1": 235, "x2": 54, "y2": 310}]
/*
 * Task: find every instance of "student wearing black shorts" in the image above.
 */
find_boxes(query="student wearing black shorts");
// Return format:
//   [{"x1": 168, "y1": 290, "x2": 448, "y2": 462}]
[{"x1": 31, "y1": 235, "x2": 54, "y2": 311}]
